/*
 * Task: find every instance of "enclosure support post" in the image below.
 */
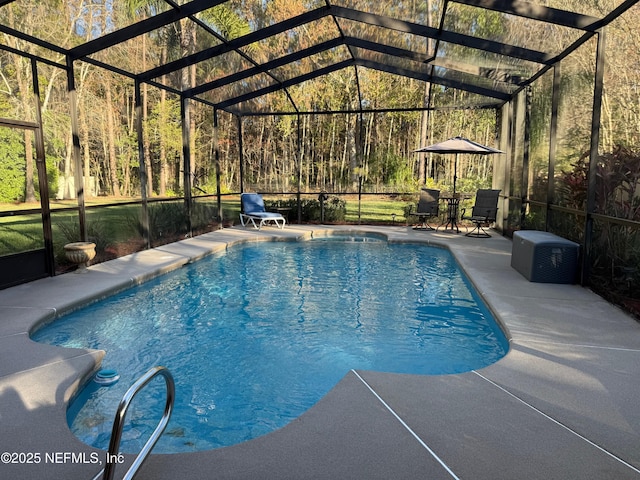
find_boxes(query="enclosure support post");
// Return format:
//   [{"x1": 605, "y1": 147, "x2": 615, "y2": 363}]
[
  {"x1": 135, "y1": 80, "x2": 150, "y2": 249},
  {"x1": 501, "y1": 99, "x2": 514, "y2": 232},
  {"x1": 66, "y1": 56, "x2": 87, "y2": 242},
  {"x1": 213, "y1": 108, "x2": 222, "y2": 224},
  {"x1": 357, "y1": 109, "x2": 364, "y2": 225},
  {"x1": 495, "y1": 104, "x2": 509, "y2": 233},
  {"x1": 582, "y1": 28, "x2": 606, "y2": 286},
  {"x1": 546, "y1": 64, "x2": 561, "y2": 232},
  {"x1": 181, "y1": 96, "x2": 193, "y2": 236},
  {"x1": 31, "y1": 58, "x2": 55, "y2": 275},
  {"x1": 238, "y1": 115, "x2": 244, "y2": 194},
  {"x1": 296, "y1": 112, "x2": 302, "y2": 223},
  {"x1": 521, "y1": 86, "x2": 531, "y2": 228}
]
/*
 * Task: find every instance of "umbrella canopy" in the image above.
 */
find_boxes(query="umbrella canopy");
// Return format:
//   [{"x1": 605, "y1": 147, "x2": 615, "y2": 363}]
[
  {"x1": 414, "y1": 136, "x2": 503, "y2": 155},
  {"x1": 414, "y1": 136, "x2": 503, "y2": 196}
]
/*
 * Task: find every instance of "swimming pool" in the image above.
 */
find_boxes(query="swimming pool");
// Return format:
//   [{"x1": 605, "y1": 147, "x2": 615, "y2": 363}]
[{"x1": 33, "y1": 235, "x2": 509, "y2": 453}]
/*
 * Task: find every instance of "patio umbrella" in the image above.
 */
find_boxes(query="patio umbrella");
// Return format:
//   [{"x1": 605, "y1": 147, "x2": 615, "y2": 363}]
[{"x1": 414, "y1": 136, "x2": 503, "y2": 197}]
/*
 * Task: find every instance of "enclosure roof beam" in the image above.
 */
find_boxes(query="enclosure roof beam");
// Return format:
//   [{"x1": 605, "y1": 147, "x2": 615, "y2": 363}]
[
  {"x1": 0, "y1": 0, "x2": 635, "y2": 116},
  {"x1": 185, "y1": 37, "x2": 344, "y2": 98},
  {"x1": 0, "y1": 23, "x2": 67, "y2": 57},
  {"x1": 354, "y1": 59, "x2": 512, "y2": 101},
  {"x1": 175, "y1": 13, "x2": 539, "y2": 105},
  {"x1": 343, "y1": 36, "x2": 432, "y2": 63},
  {"x1": 141, "y1": 3, "x2": 553, "y2": 87},
  {"x1": 330, "y1": 5, "x2": 555, "y2": 65},
  {"x1": 187, "y1": 29, "x2": 515, "y2": 106},
  {"x1": 215, "y1": 60, "x2": 352, "y2": 110},
  {"x1": 68, "y1": 0, "x2": 229, "y2": 60},
  {"x1": 344, "y1": 37, "x2": 522, "y2": 89},
  {"x1": 214, "y1": 53, "x2": 511, "y2": 113},
  {"x1": 139, "y1": 6, "x2": 332, "y2": 82},
  {"x1": 0, "y1": 41, "x2": 66, "y2": 69},
  {"x1": 453, "y1": 0, "x2": 600, "y2": 30},
  {"x1": 238, "y1": 102, "x2": 501, "y2": 117}
]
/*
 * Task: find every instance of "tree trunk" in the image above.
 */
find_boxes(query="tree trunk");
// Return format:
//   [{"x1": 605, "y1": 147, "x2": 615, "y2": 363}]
[
  {"x1": 14, "y1": 54, "x2": 36, "y2": 202},
  {"x1": 81, "y1": 107, "x2": 91, "y2": 197},
  {"x1": 5, "y1": 6, "x2": 36, "y2": 203},
  {"x1": 142, "y1": 34, "x2": 153, "y2": 197},
  {"x1": 329, "y1": 115, "x2": 336, "y2": 189},
  {"x1": 158, "y1": 43, "x2": 169, "y2": 196},
  {"x1": 159, "y1": 85, "x2": 168, "y2": 196},
  {"x1": 105, "y1": 80, "x2": 121, "y2": 196}
]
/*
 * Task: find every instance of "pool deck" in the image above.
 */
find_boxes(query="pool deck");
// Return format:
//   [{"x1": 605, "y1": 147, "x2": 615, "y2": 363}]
[{"x1": 1, "y1": 224, "x2": 639, "y2": 480}]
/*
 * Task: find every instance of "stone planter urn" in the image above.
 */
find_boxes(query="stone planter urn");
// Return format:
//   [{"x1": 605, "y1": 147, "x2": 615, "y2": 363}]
[{"x1": 64, "y1": 242, "x2": 96, "y2": 273}]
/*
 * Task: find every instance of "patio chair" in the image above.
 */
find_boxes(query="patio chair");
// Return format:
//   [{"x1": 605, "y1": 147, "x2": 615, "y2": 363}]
[
  {"x1": 410, "y1": 188, "x2": 440, "y2": 230},
  {"x1": 461, "y1": 189, "x2": 501, "y2": 237},
  {"x1": 239, "y1": 193, "x2": 286, "y2": 230}
]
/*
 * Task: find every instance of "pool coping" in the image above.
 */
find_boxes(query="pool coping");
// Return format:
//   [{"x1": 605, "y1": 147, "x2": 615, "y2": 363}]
[{"x1": 1, "y1": 225, "x2": 640, "y2": 479}]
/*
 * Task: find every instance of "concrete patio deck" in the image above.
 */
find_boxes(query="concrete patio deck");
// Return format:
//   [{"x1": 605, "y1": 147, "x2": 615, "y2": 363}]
[{"x1": 1, "y1": 225, "x2": 639, "y2": 479}]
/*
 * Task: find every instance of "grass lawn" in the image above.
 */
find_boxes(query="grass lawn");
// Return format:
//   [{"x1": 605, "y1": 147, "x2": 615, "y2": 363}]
[
  {"x1": 0, "y1": 195, "x2": 418, "y2": 258},
  {"x1": 344, "y1": 197, "x2": 413, "y2": 224}
]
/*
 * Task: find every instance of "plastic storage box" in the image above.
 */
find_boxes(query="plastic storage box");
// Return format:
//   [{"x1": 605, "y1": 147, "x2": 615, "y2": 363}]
[{"x1": 511, "y1": 231, "x2": 580, "y2": 283}]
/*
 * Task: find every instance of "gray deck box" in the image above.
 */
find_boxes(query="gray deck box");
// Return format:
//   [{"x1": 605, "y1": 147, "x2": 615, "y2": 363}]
[{"x1": 511, "y1": 231, "x2": 580, "y2": 283}]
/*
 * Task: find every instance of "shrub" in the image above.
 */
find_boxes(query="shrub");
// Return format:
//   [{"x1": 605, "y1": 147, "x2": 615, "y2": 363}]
[
  {"x1": 148, "y1": 202, "x2": 188, "y2": 242},
  {"x1": 557, "y1": 146, "x2": 640, "y2": 318},
  {"x1": 267, "y1": 196, "x2": 346, "y2": 223},
  {"x1": 55, "y1": 217, "x2": 111, "y2": 262},
  {"x1": 0, "y1": 128, "x2": 26, "y2": 202},
  {"x1": 191, "y1": 202, "x2": 218, "y2": 232},
  {"x1": 125, "y1": 202, "x2": 187, "y2": 244}
]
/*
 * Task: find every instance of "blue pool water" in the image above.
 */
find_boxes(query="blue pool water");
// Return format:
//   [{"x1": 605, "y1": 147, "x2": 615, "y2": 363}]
[{"x1": 32, "y1": 236, "x2": 509, "y2": 453}]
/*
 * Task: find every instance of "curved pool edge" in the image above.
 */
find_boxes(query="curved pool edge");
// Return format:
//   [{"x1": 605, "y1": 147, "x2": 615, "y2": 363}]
[{"x1": 2, "y1": 224, "x2": 640, "y2": 479}]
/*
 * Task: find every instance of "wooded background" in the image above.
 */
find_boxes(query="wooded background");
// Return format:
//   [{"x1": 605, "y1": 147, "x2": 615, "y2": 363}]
[{"x1": 2, "y1": 0, "x2": 638, "y2": 204}]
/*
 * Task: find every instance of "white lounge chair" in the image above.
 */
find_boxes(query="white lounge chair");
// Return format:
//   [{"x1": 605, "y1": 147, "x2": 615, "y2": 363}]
[{"x1": 239, "y1": 193, "x2": 286, "y2": 230}]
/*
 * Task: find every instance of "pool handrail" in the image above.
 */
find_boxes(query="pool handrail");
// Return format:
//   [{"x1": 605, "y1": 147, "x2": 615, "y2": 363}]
[{"x1": 92, "y1": 366, "x2": 175, "y2": 480}]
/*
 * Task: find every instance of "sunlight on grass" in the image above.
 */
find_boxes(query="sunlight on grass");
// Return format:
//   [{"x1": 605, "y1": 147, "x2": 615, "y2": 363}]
[{"x1": 0, "y1": 195, "x2": 419, "y2": 258}]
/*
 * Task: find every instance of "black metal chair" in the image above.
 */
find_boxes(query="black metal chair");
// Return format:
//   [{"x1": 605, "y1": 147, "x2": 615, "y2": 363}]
[
  {"x1": 410, "y1": 188, "x2": 440, "y2": 230},
  {"x1": 461, "y1": 189, "x2": 501, "y2": 237}
]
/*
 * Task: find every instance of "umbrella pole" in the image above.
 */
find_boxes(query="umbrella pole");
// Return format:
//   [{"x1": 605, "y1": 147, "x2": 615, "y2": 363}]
[
  {"x1": 445, "y1": 153, "x2": 460, "y2": 233},
  {"x1": 453, "y1": 153, "x2": 458, "y2": 197}
]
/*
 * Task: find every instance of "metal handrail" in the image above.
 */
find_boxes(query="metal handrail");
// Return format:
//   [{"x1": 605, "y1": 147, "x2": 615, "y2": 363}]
[{"x1": 92, "y1": 366, "x2": 175, "y2": 480}]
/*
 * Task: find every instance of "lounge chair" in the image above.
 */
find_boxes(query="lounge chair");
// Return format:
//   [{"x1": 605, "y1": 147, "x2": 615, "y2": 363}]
[
  {"x1": 461, "y1": 189, "x2": 501, "y2": 237},
  {"x1": 410, "y1": 188, "x2": 440, "y2": 230},
  {"x1": 239, "y1": 193, "x2": 286, "y2": 230}
]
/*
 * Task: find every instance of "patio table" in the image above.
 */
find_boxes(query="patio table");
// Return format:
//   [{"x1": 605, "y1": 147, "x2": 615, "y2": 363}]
[{"x1": 439, "y1": 196, "x2": 461, "y2": 233}]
